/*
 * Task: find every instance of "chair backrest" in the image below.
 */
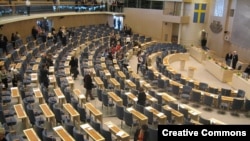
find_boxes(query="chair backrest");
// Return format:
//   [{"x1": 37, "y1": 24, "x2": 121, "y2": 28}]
[
  {"x1": 221, "y1": 88, "x2": 231, "y2": 96},
  {"x1": 100, "y1": 127, "x2": 112, "y2": 141},
  {"x1": 169, "y1": 102, "x2": 179, "y2": 111},
  {"x1": 190, "y1": 90, "x2": 201, "y2": 103},
  {"x1": 148, "y1": 127, "x2": 158, "y2": 141},
  {"x1": 143, "y1": 109, "x2": 153, "y2": 124},
  {"x1": 101, "y1": 93, "x2": 110, "y2": 107},
  {"x1": 162, "y1": 108, "x2": 172, "y2": 124},
  {"x1": 73, "y1": 127, "x2": 84, "y2": 141},
  {"x1": 77, "y1": 105, "x2": 88, "y2": 123},
  {"x1": 172, "y1": 84, "x2": 180, "y2": 96},
  {"x1": 135, "y1": 103, "x2": 144, "y2": 113},
  {"x1": 203, "y1": 94, "x2": 213, "y2": 107},
  {"x1": 199, "y1": 116, "x2": 211, "y2": 125},
  {"x1": 123, "y1": 110, "x2": 133, "y2": 126},
  {"x1": 178, "y1": 106, "x2": 189, "y2": 119},
  {"x1": 97, "y1": 88, "x2": 103, "y2": 102},
  {"x1": 64, "y1": 121, "x2": 74, "y2": 136},
  {"x1": 121, "y1": 93, "x2": 129, "y2": 107},
  {"x1": 245, "y1": 99, "x2": 250, "y2": 112},
  {"x1": 182, "y1": 85, "x2": 192, "y2": 94},
  {"x1": 199, "y1": 82, "x2": 208, "y2": 91},
  {"x1": 153, "y1": 103, "x2": 162, "y2": 112},
  {"x1": 231, "y1": 98, "x2": 244, "y2": 111},
  {"x1": 237, "y1": 89, "x2": 245, "y2": 98},
  {"x1": 90, "y1": 119, "x2": 101, "y2": 132},
  {"x1": 42, "y1": 130, "x2": 56, "y2": 141},
  {"x1": 115, "y1": 105, "x2": 124, "y2": 121},
  {"x1": 34, "y1": 122, "x2": 44, "y2": 140}
]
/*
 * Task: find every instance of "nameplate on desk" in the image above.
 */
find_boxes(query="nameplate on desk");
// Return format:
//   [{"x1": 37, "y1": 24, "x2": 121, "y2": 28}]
[
  {"x1": 127, "y1": 107, "x2": 133, "y2": 112},
  {"x1": 157, "y1": 112, "x2": 164, "y2": 117},
  {"x1": 116, "y1": 131, "x2": 125, "y2": 136},
  {"x1": 133, "y1": 98, "x2": 138, "y2": 101}
]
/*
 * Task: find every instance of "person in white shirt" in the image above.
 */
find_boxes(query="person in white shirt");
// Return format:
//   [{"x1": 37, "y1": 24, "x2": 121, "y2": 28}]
[
  {"x1": 137, "y1": 54, "x2": 143, "y2": 74},
  {"x1": 25, "y1": 0, "x2": 31, "y2": 16}
]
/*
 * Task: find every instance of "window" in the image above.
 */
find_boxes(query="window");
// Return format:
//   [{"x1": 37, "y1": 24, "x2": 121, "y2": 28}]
[{"x1": 214, "y1": 0, "x2": 224, "y2": 17}]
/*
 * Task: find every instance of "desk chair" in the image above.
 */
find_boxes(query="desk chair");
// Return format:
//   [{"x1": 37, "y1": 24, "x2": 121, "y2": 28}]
[
  {"x1": 180, "y1": 85, "x2": 192, "y2": 104},
  {"x1": 231, "y1": 98, "x2": 244, "y2": 116},
  {"x1": 73, "y1": 127, "x2": 84, "y2": 141},
  {"x1": 102, "y1": 92, "x2": 114, "y2": 114},
  {"x1": 100, "y1": 126, "x2": 112, "y2": 141},
  {"x1": 236, "y1": 89, "x2": 245, "y2": 98},
  {"x1": 198, "y1": 116, "x2": 211, "y2": 125},
  {"x1": 190, "y1": 90, "x2": 202, "y2": 108},
  {"x1": 217, "y1": 94, "x2": 229, "y2": 114},
  {"x1": 123, "y1": 109, "x2": 138, "y2": 134},
  {"x1": 203, "y1": 94, "x2": 214, "y2": 111},
  {"x1": 148, "y1": 127, "x2": 158, "y2": 141},
  {"x1": 221, "y1": 88, "x2": 231, "y2": 96}
]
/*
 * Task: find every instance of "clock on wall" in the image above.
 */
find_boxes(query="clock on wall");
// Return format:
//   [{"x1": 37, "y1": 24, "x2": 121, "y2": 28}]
[{"x1": 210, "y1": 20, "x2": 223, "y2": 33}]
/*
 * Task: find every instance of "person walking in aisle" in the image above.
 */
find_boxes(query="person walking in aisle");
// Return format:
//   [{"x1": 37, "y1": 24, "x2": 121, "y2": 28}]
[
  {"x1": 69, "y1": 56, "x2": 79, "y2": 80},
  {"x1": 83, "y1": 71, "x2": 94, "y2": 101},
  {"x1": 137, "y1": 87, "x2": 146, "y2": 106}
]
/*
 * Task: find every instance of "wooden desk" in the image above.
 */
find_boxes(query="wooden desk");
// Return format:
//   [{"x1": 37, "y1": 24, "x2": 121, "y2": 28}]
[
  {"x1": 64, "y1": 68, "x2": 70, "y2": 76},
  {"x1": 118, "y1": 71, "x2": 126, "y2": 79},
  {"x1": 162, "y1": 105, "x2": 184, "y2": 124},
  {"x1": 105, "y1": 121, "x2": 130, "y2": 141},
  {"x1": 11, "y1": 87, "x2": 21, "y2": 104},
  {"x1": 23, "y1": 128, "x2": 41, "y2": 141},
  {"x1": 114, "y1": 64, "x2": 120, "y2": 71},
  {"x1": 88, "y1": 61, "x2": 93, "y2": 68},
  {"x1": 125, "y1": 80, "x2": 136, "y2": 90},
  {"x1": 127, "y1": 66, "x2": 133, "y2": 73},
  {"x1": 101, "y1": 63, "x2": 107, "y2": 69},
  {"x1": 109, "y1": 78, "x2": 120, "y2": 89},
  {"x1": 73, "y1": 89, "x2": 86, "y2": 107},
  {"x1": 180, "y1": 59, "x2": 185, "y2": 71},
  {"x1": 15, "y1": 63, "x2": 22, "y2": 70},
  {"x1": 125, "y1": 92, "x2": 138, "y2": 105},
  {"x1": 53, "y1": 126, "x2": 75, "y2": 141},
  {"x1": 113, "y1": 59, "x2": 117, "y2": 64},
  {"x1": 30, "y1": 73, "x2": 38, "y2": 85},
  {"x1": 64, "y1": 61, "x2": 69, "y2": 68},
  {"x1": 49, "y1": 66, "x2": 54, "y2": 74},
  {"x1": 131, "y1": 72, "x2": 140, "y2": 80},
  {"x1": 179, "y1": 104, "x2": 201, "y2": 121},
  {"x1": 140, "y1": 80, "x2": 152, "y2": 92},
  {"x1": 100, "y1": 57, "x2": 105, "y2": 62},
  {"x1": 39, "y1": 103, "x2": 56, "y2": 127},
  {"x1": 107, "y1": 92, "x2": 123, "y2": 106},
  {"x1": 32, "y1": 64, "x2": 39, "y2": 72},
  {"x1": 14, "y1": 104, "x2": 29, "y2": 129},
  {"x1": 35, "y1": 58, "x2": 41, "y2": 64},
  {"x1": 80, "y1": 123, "x2": 105, "y2": 141},
  {"x1": 94, "y1": 77, "x2": 104, "y2": 89},
  {"x1": 204, "y1": 60, "x2": 235, "y2": 82},
  {"x1": 126, "y1": 107, "x2": 148, "y2": 125},
  {"x1": 145, "y1": 106, "x2": 167, "y2": 124},
  {"x1": 163, "y1": 53, "x2": 189, "y2": 66},
  {"x1": 145, "y1": 93, "x2": 158, "y2": 104},
  {"x1": 54, "y1": 88, "x2": 66, "y2": 105},
  {"x1": 158, "y1": 92, "x2": 177, "y2": 103},
  {"x1": 103, "y1": 69, "x2": 111, "y2": 78},
  {"x1": 189, "y1": 46, "x2": 207, "y2": 63},
  {"x1": 63, "y1": 103, "x2": 80, "y2": 125},
  {"x1": 85, "y1": 103, "x2": 103, "y2": 123},
  {"x1": 49, "y1": 75, "x2": 57, "y2": 88},
  {"x1": 66, "y1": 76, "x2": 74, "y2": 90},
  {"x1": 188, "y1": 66, "x2": 196, "y2": 78},
  {"x1": 33, "y1": 88, "x2": 44, "y2": 104}
]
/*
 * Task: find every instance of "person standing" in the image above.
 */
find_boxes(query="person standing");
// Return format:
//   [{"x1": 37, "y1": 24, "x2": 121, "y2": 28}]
[
  {"x1": 137, "y1": 54, "x2": 143, "y2": 74},
  {"x1": 231, "y1": 51, "x2": 238, "y2": 69},
  {"x1": 69, "y1": 56, "x2": 79, "y2": 80},
  {"x1": 225, "y1": 51, "x2": 232, "y2": 67},
  {"x1": 0, "y1": 66, "x2": 8, "y2": 89},
  {"x1": 40, "y1": 64, "x2": 49, "y2": 88},
  {"x1": 134, "y1": 124, "x2": 149, "y2": 141},
  {"x1": 83, "y1": 71, "x2": 94, "y2": 101},
  {"x1": 137, "y1": 87, "x2": 146, "y2": 106},
  {"x1": 26, "y1": 0, "x2": 31, "y2": 16}
]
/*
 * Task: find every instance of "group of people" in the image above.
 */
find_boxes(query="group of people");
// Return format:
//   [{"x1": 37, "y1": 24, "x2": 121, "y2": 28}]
[{"x1": 225, "y1": 50, "x2": 238, "y2": 69}]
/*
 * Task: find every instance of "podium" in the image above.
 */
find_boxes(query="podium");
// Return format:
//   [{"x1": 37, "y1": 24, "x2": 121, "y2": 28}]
[
  {"x1": 180, "y1": 58, "x2": 186, "y2": 71},
  {"x1": 188, "y1": 66, "x2": 196, "y2": 78}
]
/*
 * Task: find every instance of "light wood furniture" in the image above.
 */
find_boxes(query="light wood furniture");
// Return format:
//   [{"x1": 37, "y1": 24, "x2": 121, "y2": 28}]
[
  {"x1": 14, "y1": 104, "x2": 29, "y2": 129},
  {"x1": 73, "y1": 89, "x2": 86, "y2": 107},
  {"x1": 66, "y1": 76, "x2": 74, "y2": 90},
  {"x1": 11, "y1": 87, "x2": 21, "y2": 104},
  {"x1": 145, "y1": 106, "x2": 167, "y2": 124},
  {"x1": 158, "y1": 92, "x2": 177, "y2": 103},
  {"x1": 33, "y1": 88, "x2": 44, "y2": 104},
  {"x1": 49, "y1": 66, "x2": 54, "y2": 74},
  {"x1": 63, "y1": 103, "x2": 80, "y2": 125},
  {"x1": 180, "y1": 58, "x2": 186, "y2": 71},
  {"x1": 179, "y1": 104, "x2": 201, "y2": 121},
  {"x1": 210, "y1": 118, "x2": 226, "y2": 125},
  {"x1": 39, "y1": 103, "x2": 56, "y2": 127},
  {"x1": 162, "y1": 105, "x2": 184, "y2": 124},
  {"x1": 85, "y1": 103, "x2": 103, "y2": 123},
  {"x1": 188, "y1": 66, "x2": 196, "y2": 78},
  {"x1": 103, "y1": 69, "x2": 111, "y2": 78},
  {"x1": 32, "y1": 64, "x2": 39, "y2": 72},
  {"x1": 64, "y1": 68, "x2": 70, "y2": 76},
  {"x1": 53, "y1": 126, "x2": 75, "y2": 141},
  {"x1": 232, "y1": 74, "x2": 250, "y2": 99},
  {"x1": 126, "y1": 107, "x2": 148, "y2": 126},
  {"x1": 80, "y1": 123, "x2": 105, "y2": 141},
  {"x1": 49, "y1": 75, "x2": 57, "y2": 88},
  {"x1": 189, "y1": 46, "x2": 207, "y2": 63},
  {"x1": 105, "y1": 121, "x2": 130, "y2": 141},
  {"x1": 107, "y1": 92, "x2": 123, "y2": 106},
  {"x1": 94, "y1": 77, "x2": 104, "y2": 89},
  {"x1": 117, "y1": 71, "x2": 126, "y2": 79},
  {"x1": 125, "y1": 79, "x2": 136, "y2": 90},
  {"x1": 109, "y1": 78, "x2": 120, "y2": 89},
  {"x1": 54, "y1": 88, "x2": 66, "y2": 105},
  {"x1": 23, "y1": 128, "x2": 41, "y2": 141},
  {"x1": 30, "y1": 73, "x2": 38, "y2": 86}
]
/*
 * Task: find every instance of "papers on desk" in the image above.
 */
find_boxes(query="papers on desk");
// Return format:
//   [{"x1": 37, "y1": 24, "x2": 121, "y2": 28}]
[
  {"x1": 127, "y1": 107, "x2": 133, "y2": 112},
  {"x1": 79, "y1": 95, "x2": 85, "y2": 99},
  {"x1": 116, "y1": 131, "x2": 125, "y2": 137},
  {"x1": 145, "y1": 106, "x2": 152, "y2": 110},
  {"x1": 80, "y1": 124, "x2": 90, "y2": 129},
  {"x1": 157, "y1": 112, "x2": 164, "y2": 117},
  {"x1": 53, "y1": 126, "x2": 63, "y2": 130},
  {"x1": 133, "y1": 97, "x2": 138, "y2": 101},
  {"x1": 58, "y1": 95, "x2": 65, "y2": 99}
]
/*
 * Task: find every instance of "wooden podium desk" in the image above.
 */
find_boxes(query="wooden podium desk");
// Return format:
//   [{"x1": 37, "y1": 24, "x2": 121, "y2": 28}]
[
  {"x1": 162, "y1": 105, "x2": 184, "y2": 124},
  {"x1": 105, "y1": 121, "x2": 130, "y2": 141},
  {"x1": 11, "y1": 87, "x2": 21, "y2": 104},
  {"x1": 39, "y1": 103, "x2": 56, "y2": 127},
  {"x1": 64, "y1": 68, "x2": 70, "y2": 76},
  {"x1": 14, "y1": 104, "x2": 29, "y2": 129},
  {"x1": 73, "y1": 89, "x2": 86, "y2": 107},
  {"x1": 54, "y1": 88, "x2": 66, "y2": 105},
  {"x1": 101, "y1": 63, "x2": 107, "y2": 69},
  {"x1": 49, "y1": 75, "x2": 57, "y2": 88},
  {"x1": 125, "y1": 79, "x2": 136, "y2": 90},
  {"x1": 49, "y1": 66, "x2": 54, "y2": 74},
  {"x1": 117, "y1": 71, "x2": 126, "y2": 80},
  {"x1": 103, "y1": 69, "x2": 111, "y2": 78},
  {"x1": 145, "y1": 93, "x2": 158, "y2": 104},
  {"x1": 63, "y1": 103, "x2": 80, "y2": 125},
  {"x1": 32, "y1": 64, "x2": 39, "y2": 72},
  {"x1": 53, "y1": 126, "x2": 75, "y2": 141},
  {"x1": 100, "y1": 57, "x2": 105, "y2": 63},
  {"x1": 80, "y1": 123, "x2": 105, "y2": 141},
  {"x1": 114, "y1": 64, "x2": 120, "y2": 71},
  {"x1": 179, "y1": 104, "x2": 201, "y2": 121},
  {"x1": 35, "y1": 58, "x2": 41, "y2": 64},
  {"x1": 85, "y1": 103, "x2": 103, "y2": 123},
  {"x1": 107, "y1": 92, "x2": 123, "y2": 106},
  {"x1": 126, "y1": 107, "x2": 148, "y2": 126},
  {"x1": 33, "y1": 88, "x2": 44, "y2": 104},
  {"x1": 94, "y1": 77, "x2": 104, "y2": 89},
  {"x1": 125, "y1": 92, "x2": 138, "y2": 105},
  {"x1": 158, "y1": 92, "x2": 177, "y2": 103},
  {"x1": 189, "y1": 46, "x2": 207, "y2": 63},
  {"x1": 109, "y1": 78, "x2": 120, "y2": 89},
  {"x1": 145, "y1": 106, "x2": 167, "y2": 124},
  {"x1": 131, "y1": 72, "x2": 140, "y2": 80},
  {"x1": 66, "y1": 76, "x2": 74, "y2": 90},
  {"x1": 23, "y1": 128, "x2": 41, "y2": 141}
]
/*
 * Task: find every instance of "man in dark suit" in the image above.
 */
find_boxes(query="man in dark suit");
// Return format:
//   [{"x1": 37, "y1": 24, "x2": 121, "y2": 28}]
[{"x1": 231, "y1": 51, "x2": 238, "y2": 69}]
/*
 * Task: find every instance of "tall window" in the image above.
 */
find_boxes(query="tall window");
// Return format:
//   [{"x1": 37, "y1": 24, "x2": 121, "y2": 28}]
[{"x1": 214, "y1": 0, "x2": 224, "y2": 17}]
